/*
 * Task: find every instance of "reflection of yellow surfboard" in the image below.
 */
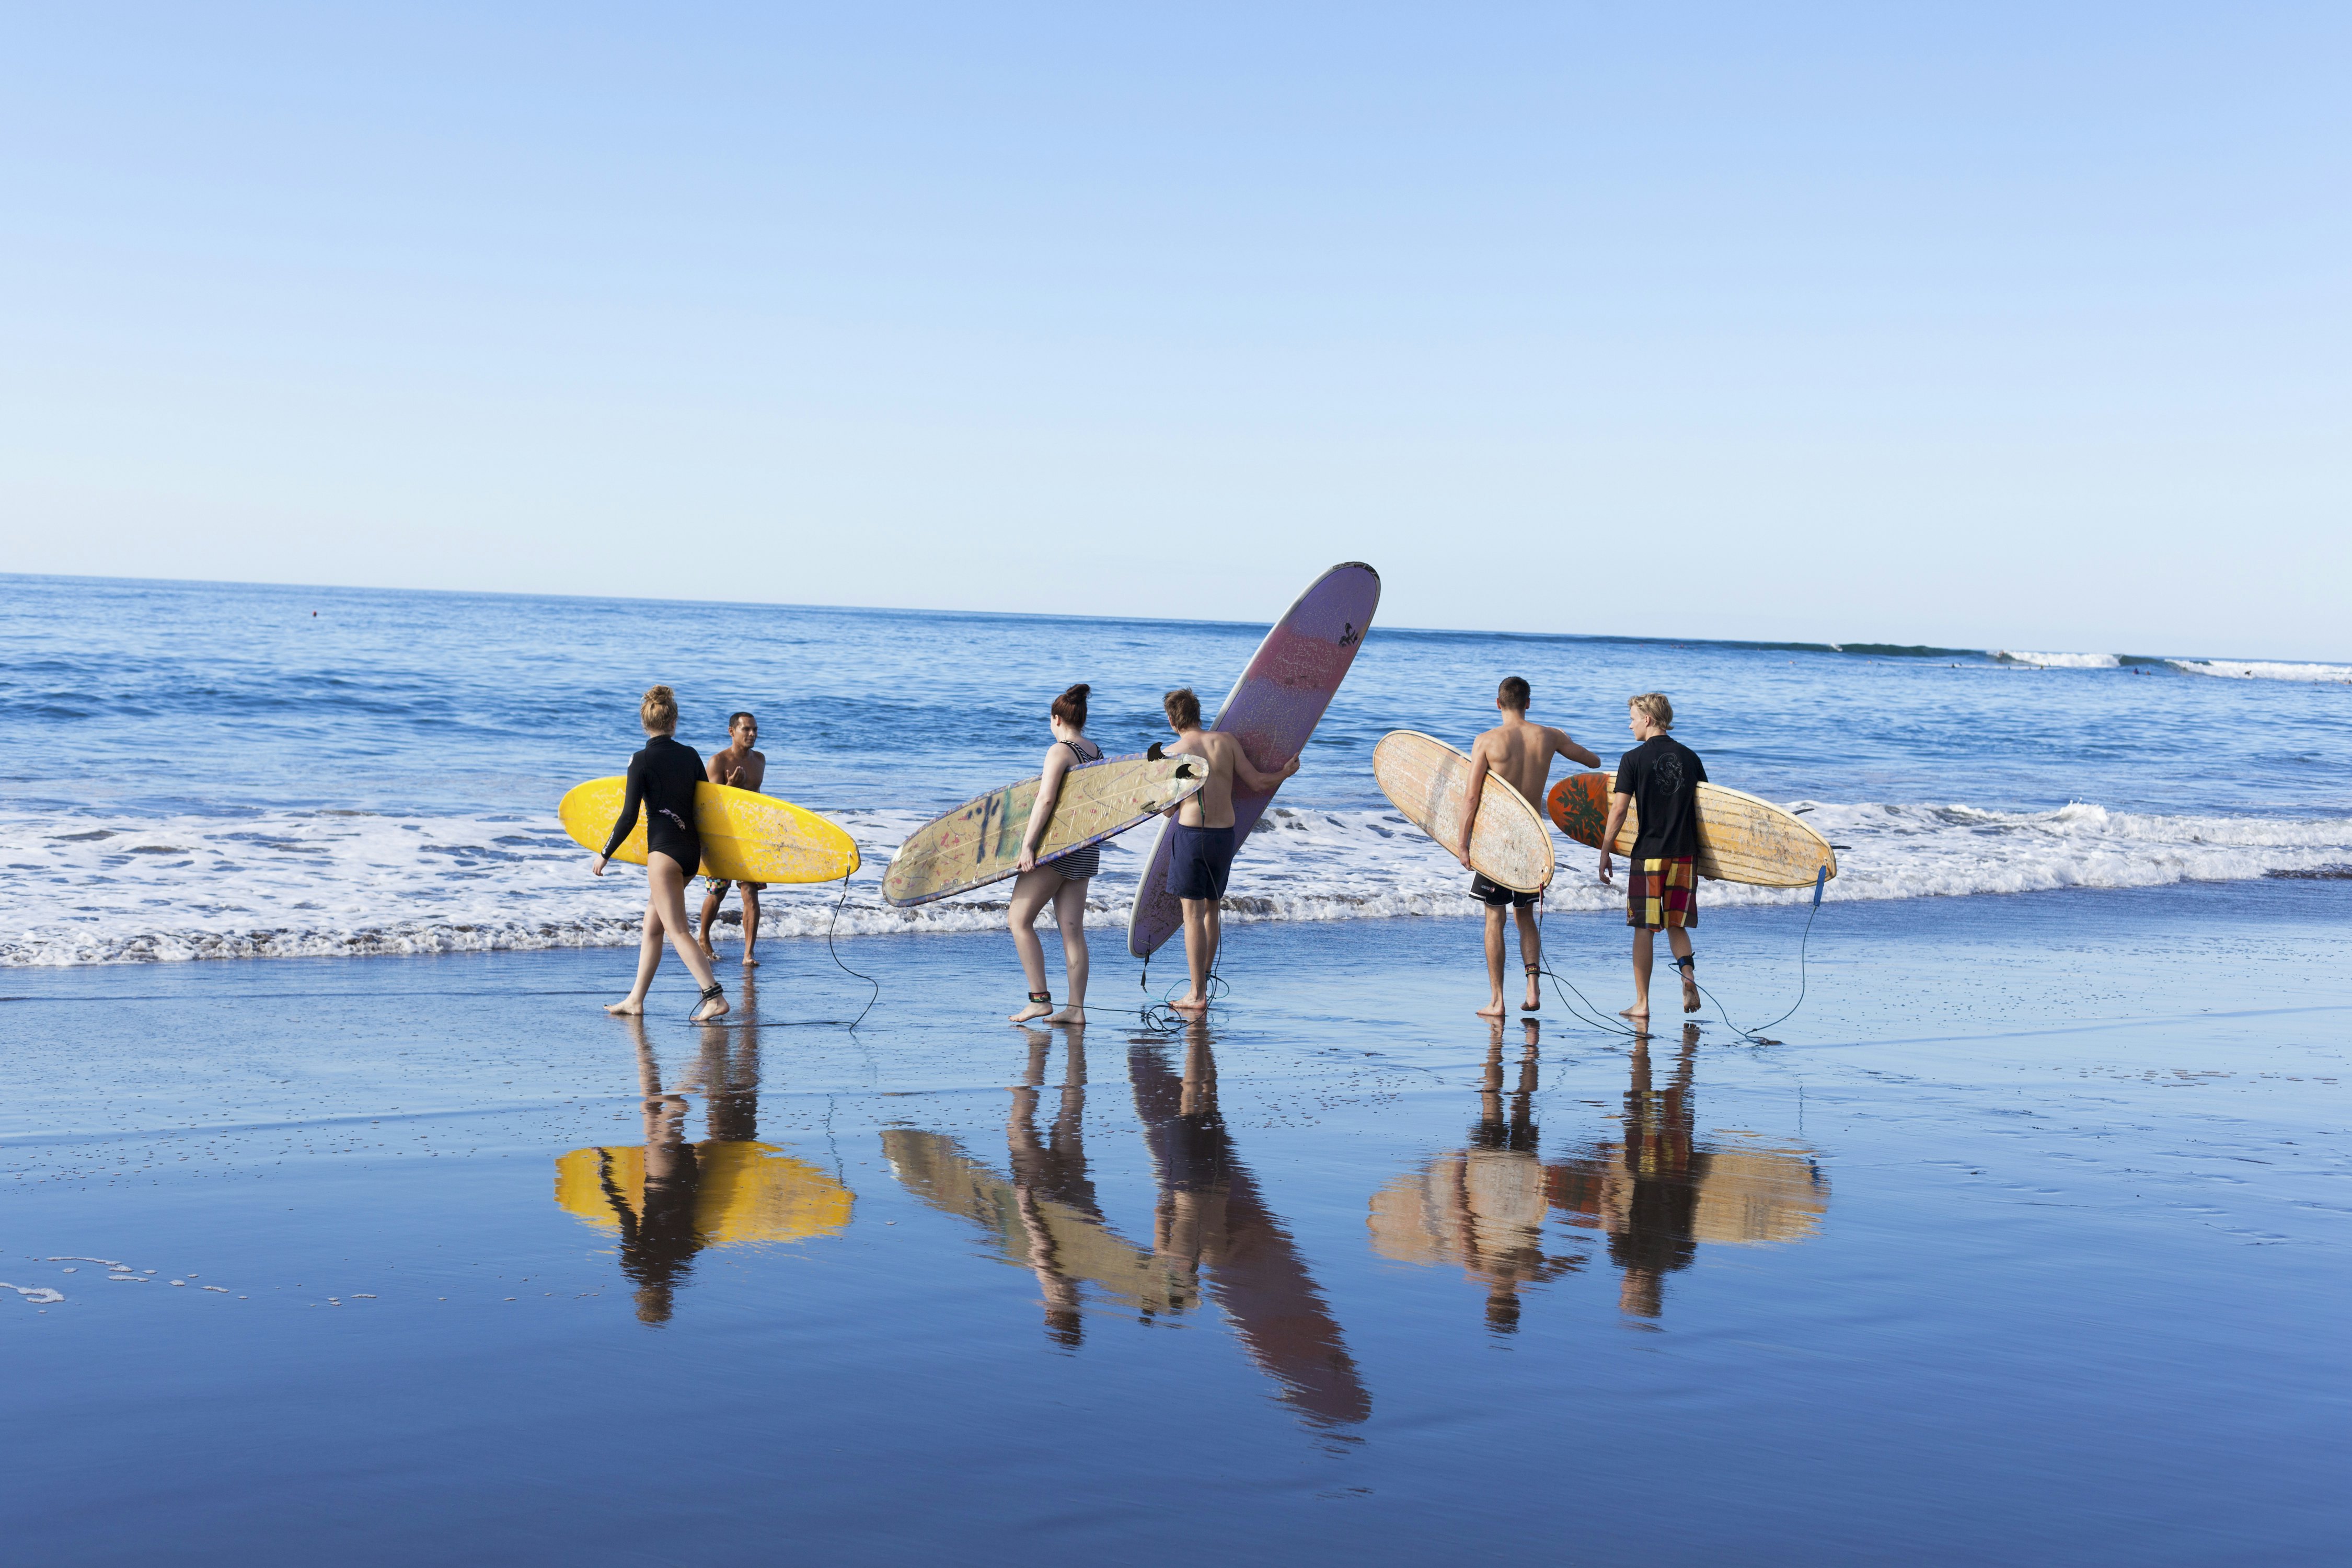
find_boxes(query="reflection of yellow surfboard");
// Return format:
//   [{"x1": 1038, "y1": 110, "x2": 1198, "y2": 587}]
[
  {"x1": 554, "y1": 1141, "x2": 852, "y2": 1246},
  {"x1": 558, "y1": 778, "x2": 859, "y2": 884}
]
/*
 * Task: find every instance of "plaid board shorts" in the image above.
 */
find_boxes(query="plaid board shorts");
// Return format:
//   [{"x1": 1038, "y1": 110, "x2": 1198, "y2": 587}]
[
  {"x1": 1625, "y1": 857, "x2": 1697, "y2": 929},
  {"x1": 705, "y1": 876, "x2": 766, "y2": 895}
]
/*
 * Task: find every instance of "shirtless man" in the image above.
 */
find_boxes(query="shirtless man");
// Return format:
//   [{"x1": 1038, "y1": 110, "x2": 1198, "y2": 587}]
[
  {"x1": 1452, "y1": 676, "x2": 1600, "y2": 1018},
  {"x1": 1159, "y1": 687, "x2": 1301, "y2": 1015},
  {"x1": 696, "y1": 711, "x2": 767, "y2": 967}
]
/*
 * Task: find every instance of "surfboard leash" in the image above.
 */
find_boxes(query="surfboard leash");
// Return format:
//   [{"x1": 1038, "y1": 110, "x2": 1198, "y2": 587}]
[
  {"x1": 1690, "y1": 865, "x2": 1827, "y2": 1045},
  {"x1": 824, "y1": 855, "x2": 881, "y2": 1029}
]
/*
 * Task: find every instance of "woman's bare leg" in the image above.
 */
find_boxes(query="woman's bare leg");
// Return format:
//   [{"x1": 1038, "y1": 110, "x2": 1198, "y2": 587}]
[
  {"x1": 606, "y1": 890, "x2": 668, "y2": 1014},
  {"x1": 1046, "y1": 877, "x2": 1088, "y2": 1024},
  {"x1": 648, "y1": 854, "x2": 727, "y2": 1020},
  {"x1": 1007, "y1": 868, "x2": 1056, "y2": 1022}
]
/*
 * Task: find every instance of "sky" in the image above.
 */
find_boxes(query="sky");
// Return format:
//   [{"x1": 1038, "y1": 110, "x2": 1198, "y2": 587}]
[{"x1": 2, "y1": 3, "x2": 2346, "y2": 657}]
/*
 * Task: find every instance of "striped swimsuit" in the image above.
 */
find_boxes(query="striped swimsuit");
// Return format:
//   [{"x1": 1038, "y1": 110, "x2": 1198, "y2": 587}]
[{"x1": 1042, "y1": 736, "x2": 1104, "y2": 882}]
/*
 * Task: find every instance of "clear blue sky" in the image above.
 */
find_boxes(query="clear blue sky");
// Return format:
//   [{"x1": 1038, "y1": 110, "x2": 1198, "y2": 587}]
[{"x1": 3, "y1": 4, "x2": 2345, "y2": 656}]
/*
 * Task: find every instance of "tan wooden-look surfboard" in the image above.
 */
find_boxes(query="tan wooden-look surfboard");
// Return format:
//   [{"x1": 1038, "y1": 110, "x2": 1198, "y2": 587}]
[
  {"x1": 1372, "y1": 731, "x2": 1555, "y2": 894},
  {"x1": 559, "y1": 778, "x2": 860, "y2": 884},
  {"x1": 1547, "y1": 772, "x2": 1837, "y2": 887},
  {"x1": 883, "y1": 754, "x2": 1205, "y2": 908}
]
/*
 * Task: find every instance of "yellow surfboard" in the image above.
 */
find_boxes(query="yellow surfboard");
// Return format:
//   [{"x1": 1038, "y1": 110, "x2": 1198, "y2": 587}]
[{"x1": 558, "y1": 777, "x2": 860, "y2": 884}]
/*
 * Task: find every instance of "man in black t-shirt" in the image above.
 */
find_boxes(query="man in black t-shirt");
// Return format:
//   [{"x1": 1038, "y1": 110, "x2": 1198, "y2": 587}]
[{"x1": 1598, "y1": 693, "x2": 1707, "y2": 1022}]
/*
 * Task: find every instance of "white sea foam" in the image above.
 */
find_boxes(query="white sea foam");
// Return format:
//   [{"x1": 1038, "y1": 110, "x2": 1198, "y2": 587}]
[
  {"x1": 4, "y1": 795, "x2": 2349, "y2": 966},
  {"x1": 2168, "y1": 660, "x2": 2352, "y2": 685},
  {"x1": 1992, "y1": 650, "x2": 2122, "y2": 669}
]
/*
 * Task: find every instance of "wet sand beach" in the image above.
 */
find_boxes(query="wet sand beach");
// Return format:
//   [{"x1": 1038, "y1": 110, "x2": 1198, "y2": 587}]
[{"x1": 7, "y1": 880, "x2": 2348, "y2": 1563}]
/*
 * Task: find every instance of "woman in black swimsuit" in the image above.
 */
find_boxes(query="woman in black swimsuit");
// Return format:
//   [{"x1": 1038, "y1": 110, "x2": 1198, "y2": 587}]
[
  {"x1": 1008, "y1": 683, "x2": 1102, "y2": 1025},
  {"x1": 593, "y1": 684, "x2": 729, "y2": 1022}
]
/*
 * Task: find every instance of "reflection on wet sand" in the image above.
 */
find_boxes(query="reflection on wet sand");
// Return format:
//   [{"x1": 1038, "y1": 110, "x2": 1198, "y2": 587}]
[
  {"x1": 883, "y1": 1024, "x2": 1370, "y2": 1430},
  {"x1": 1368, "y1": 1020, "x2": 1585, "y2": 1331},
  {"x1": 554, "y1": 977, "x2": 854, "y2": 1323},
  {"x1": 1548, "y1": 1024, "x2": 1829, "y2": 1318},
  {"x1": 883, "y1": 1031, "x2": 1193, "y2": 1342}
]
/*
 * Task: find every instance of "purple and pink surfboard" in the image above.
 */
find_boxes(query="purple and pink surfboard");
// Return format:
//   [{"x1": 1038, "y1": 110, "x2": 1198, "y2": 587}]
[{"x1": 1126, "y1": 562, "x2": 1382, "y2": 961}]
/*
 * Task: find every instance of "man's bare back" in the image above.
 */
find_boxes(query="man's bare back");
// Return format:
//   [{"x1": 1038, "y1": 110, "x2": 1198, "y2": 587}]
[{"x1": 1467, "y1": 716, "x2": 1597, "y2": 812}]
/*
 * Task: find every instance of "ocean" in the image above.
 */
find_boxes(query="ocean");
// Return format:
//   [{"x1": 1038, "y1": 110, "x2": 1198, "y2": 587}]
[{"x1": 3, "y1": 570, "x2": 2348, "y2": 966}]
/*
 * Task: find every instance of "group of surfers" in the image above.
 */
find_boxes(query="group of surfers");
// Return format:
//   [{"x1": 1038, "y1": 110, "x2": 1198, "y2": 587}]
[{"x1": 589, "y1": 677, "x2": 1710, "y2": 1030}]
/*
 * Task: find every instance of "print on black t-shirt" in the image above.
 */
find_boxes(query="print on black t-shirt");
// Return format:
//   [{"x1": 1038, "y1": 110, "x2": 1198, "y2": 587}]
[{"x1": 1613, "y1": 735, "x2": 1709, "y2": 860}]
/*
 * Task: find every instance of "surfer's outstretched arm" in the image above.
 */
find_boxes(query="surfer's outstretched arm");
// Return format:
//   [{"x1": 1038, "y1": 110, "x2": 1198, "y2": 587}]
[{"x1": 1549, "y1": 727, "x2": 1600, "y2": 769}]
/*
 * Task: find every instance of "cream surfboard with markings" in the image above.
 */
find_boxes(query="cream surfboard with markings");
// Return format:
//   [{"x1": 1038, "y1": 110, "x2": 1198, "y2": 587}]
[
  {"x1": 883, "y1": 754, "x2": 1206, "y2": 907},
  {"x1": 559, "y1": 778, "x2": 860, "y2": 884},
  {"x1": 1371, "y1": 731, "x2": 1555, "y2": 894},
  {"x1": 1547, "y1": 772, "x2": 1836, "y2": 887},
  {"x1": 1127, "y1": 562, "x2": 1381, "y2": 959}
]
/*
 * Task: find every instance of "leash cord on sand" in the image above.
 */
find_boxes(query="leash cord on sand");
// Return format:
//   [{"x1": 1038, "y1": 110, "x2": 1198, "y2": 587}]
[
  {"x1": 1693, "y1": 873, "x2": 1825, "y2": 1045},
  {"x1": 825, "y1": 857, "x2": 880, "y2": 1029},
  {"x1": 1136, "y1": 947, "x2": 1230, "y2": 1033}
]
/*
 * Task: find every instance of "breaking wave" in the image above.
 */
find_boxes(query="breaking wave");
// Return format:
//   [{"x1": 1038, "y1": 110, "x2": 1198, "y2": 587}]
[
  {"x1": 1992, "y1": 650, "x2": 2123, "y2": 669},
  {"x1": 5, "y1": 796, "x2": 2351, "y2": 966},
  {"x1": 2167, "y1": 660, "x2": 2352, "y2": 685}
]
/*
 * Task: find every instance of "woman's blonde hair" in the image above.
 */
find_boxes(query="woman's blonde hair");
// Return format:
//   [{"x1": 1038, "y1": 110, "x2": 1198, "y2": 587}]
[
  {"x1": 1629, "y1": 691, "x2": 1674, "y2": 730},
  {"x1": 640, "y1": 684, "x2": 679, "y2": 735}
]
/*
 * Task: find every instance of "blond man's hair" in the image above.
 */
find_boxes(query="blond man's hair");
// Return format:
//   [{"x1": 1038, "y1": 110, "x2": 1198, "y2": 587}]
[
  {"x1": 640, "y1": 684, "x2": 679, "y2": 735},
  {"x1": 1629, "y1": 691, "x2": 1674, "y2": 730}
]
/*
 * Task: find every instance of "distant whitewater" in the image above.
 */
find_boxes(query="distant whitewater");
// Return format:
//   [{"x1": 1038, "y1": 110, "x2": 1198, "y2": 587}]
[{"x1": 7, "y1": 797, "x2": 2351, "y2": 966}]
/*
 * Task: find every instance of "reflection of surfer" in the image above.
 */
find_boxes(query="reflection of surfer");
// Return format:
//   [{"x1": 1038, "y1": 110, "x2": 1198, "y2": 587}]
[
  {"x1": 1549, "y1": 1024, "x2": 1700, "y2": 1317},
  {"x1": 1367, "y1": 1019, "x2": 1582, "y2": 1331},
  {"x1": 593, "y1": 685, "x2": 730, "y2": 1022},
  {"x1": 604, "y1": 1017, "x2": 704, "y2": 1324},
  {"x1": 1008, "y1": 684, "x2": 1102, "y2": 1026},
  {"x1": 1005, "y1": 1028, "x2": 1098, "y2": 1344},
  {"x1": 1452, "y1": 676, "x2": 1600, "y2": 1018},
  {"x1": 1159, "y1": 688, "x2": 1300, "y2": 1017},
  {"x1": 696, "y1": 711, "x2": 767, "y2": 971},
  {"x1": 1131, "y1": 1023, "x2": 1371, "y2": 1428}
]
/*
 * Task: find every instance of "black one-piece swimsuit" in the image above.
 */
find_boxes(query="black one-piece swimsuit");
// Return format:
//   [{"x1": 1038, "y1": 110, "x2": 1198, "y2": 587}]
[{"x1": 602, "y1": 735, "x2": 705, "y2": 873}]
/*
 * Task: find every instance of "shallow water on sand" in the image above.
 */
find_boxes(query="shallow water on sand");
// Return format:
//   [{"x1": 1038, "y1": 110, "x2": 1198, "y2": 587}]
[{"x1": 5, "y1": 881, "x2": 2348, "y2": 1563}]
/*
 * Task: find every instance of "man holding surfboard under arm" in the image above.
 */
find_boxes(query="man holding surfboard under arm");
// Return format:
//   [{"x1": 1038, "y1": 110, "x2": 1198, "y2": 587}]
[
  {"x1": 1598, "y1": 693, "x2": 1707, "y2": 1022},
  {"x1": 1161, "y1": 687, "x2": 1300, "y2": 1016},
  {"x1": 696, "y1": 711, "x2": 767, "y2": 969},
  {"x1": 1452, "y1": 676, "x2": 1600, "y2": 1018}
]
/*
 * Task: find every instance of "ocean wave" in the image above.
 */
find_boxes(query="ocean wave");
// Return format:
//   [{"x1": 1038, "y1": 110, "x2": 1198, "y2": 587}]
[
  {"x1": 1992, "y1": 650, "x2": 2122, "y2": 669},
  {"x1": 4, "y1": 797, "x2": 2350, "y2": 966},
  {"x1": 2167, "y1": 660, "x2": 2352, "y2": 685}
]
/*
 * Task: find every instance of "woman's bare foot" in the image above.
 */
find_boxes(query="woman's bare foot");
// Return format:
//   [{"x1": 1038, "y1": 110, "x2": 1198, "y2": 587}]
[
  {"x1": 691, "y1": 994, "x2": 730, "y2": 1023},
  {"x1": 1009, "y1": 996, "x2": 1053, "y2": 1023},
  {"x1": 605, "y1": 999, "x2": 646, "y2": 1016},
  {"x1": 1170, "y1": 993, "x2": 1209, "y2": 1015},
  {"x1": 1045, "y1": 1004, "x2": 1086, "y2": 1025},
  {"x1": 1476, "y1": 997, "x2": 1506, "y2": 1019}
]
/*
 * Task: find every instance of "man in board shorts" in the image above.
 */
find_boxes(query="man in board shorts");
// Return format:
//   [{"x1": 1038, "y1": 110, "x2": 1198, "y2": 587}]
[
  {"x1": 1160, "y1": 686, "x2": 1300, "y2": 1016},
  {"x1": 1597, "y1": 692, "x2": 1706, "y2": 1022},
  {"x1": 1451, "y1": 676, "x2": 1599, "y2": 1018},
  {"x1": 696, "y1": 711, "x2": 767, "y2": 967}
]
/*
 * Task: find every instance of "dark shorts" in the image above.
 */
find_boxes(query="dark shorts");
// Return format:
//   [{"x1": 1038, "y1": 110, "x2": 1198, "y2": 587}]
[
  {"x1": 1471, "y1": 872, "x2": 1538, "y2": 909},
  {"x1": 1166, "y1": 824, "x2": 1238, "y2": 902},
  {"x1": 1627, "y1": 857, "x2": 1698, "y2": 930}
]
